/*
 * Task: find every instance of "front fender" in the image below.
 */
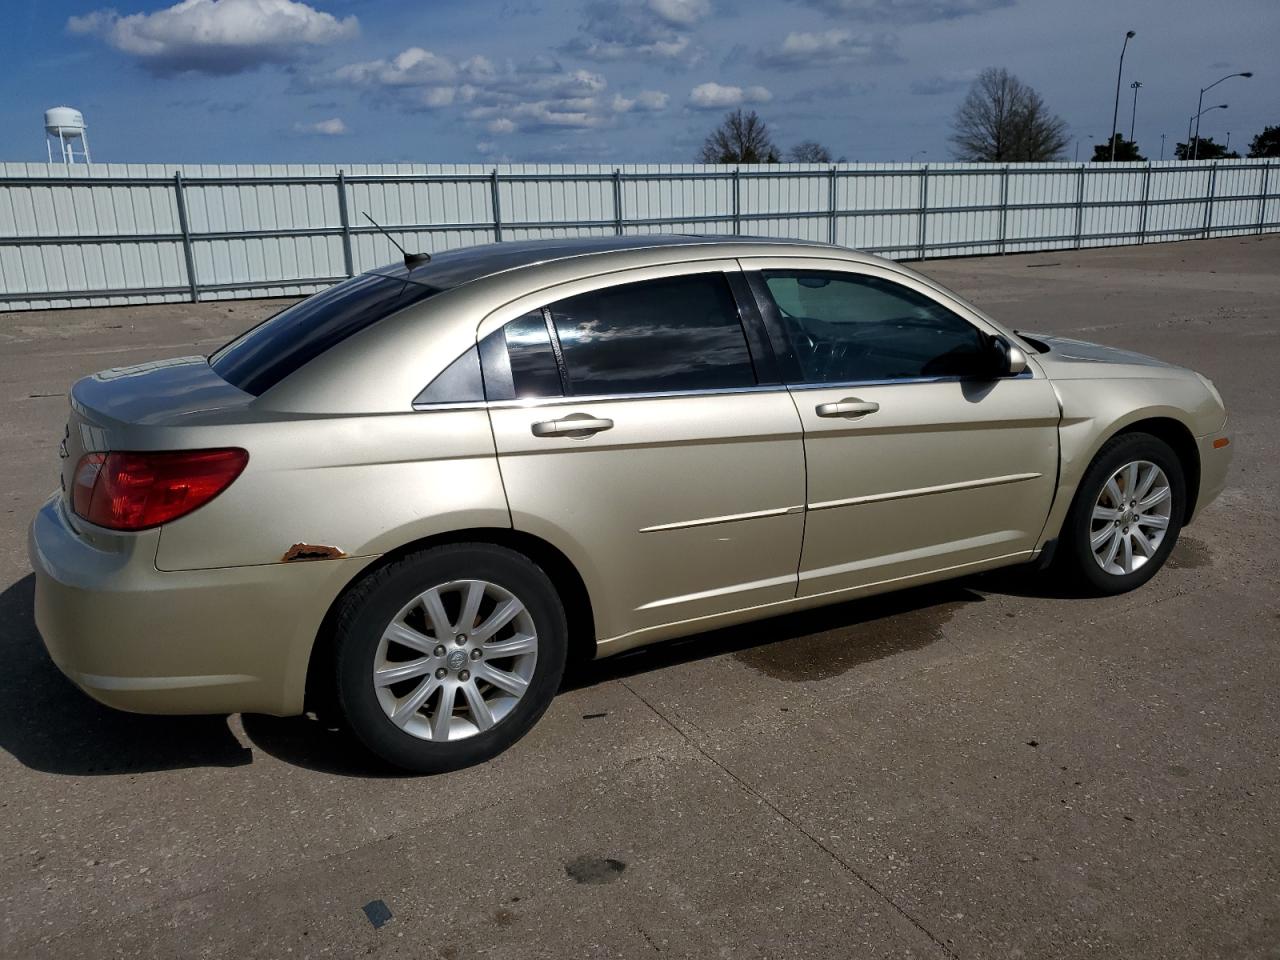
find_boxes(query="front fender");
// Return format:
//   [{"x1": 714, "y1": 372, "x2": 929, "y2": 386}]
[{"x1": 1038, "y1": 376, "x2": 1222, "y2": 546}]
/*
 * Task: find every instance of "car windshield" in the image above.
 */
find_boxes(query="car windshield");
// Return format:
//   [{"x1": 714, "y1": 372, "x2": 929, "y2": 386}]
[{"x1": 210, "y1": 273, "x2": 440, "y2": 396}]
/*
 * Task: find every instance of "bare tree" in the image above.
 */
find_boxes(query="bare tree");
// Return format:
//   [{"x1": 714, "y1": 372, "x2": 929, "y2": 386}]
[
  {"x1": 787, "y1": 140, "x2": 833, "y2": 163},
  {"x1": 949, "y1": 68, "x2": 1069, "y2": 162},
  {"x1": 698, "y1": 109, "x2": 781, "y2": 163}
]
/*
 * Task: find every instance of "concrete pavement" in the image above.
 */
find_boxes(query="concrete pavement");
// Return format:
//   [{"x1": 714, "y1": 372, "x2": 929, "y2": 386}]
[{"x1": 1, "y1": 235, "x2": 1276, "y2": 959}]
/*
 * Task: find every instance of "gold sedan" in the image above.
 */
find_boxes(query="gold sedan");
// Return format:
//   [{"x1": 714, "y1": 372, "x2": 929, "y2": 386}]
[{"x1": 29, "y1": 236, "x2": 1232, "y2": 771}]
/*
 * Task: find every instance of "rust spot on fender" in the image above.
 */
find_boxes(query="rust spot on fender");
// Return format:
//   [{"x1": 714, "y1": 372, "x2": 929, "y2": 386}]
[{"x1": 281, "y1": 543, "x2": 346, "y2": 562}]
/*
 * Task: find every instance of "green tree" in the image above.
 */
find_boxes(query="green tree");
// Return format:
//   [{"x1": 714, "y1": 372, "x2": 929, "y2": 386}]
[
  {"x1": 1247, "y1": 125, "x2": 1280, "y2": 158},
  {"x1": 698, "y1": 109, "x2": 781, "y2": 163},
  {"x1": 1174, "y1": 137, "x2": 1240, "y2": 160},
  {"x1": 949, "y1": 67, "x2": 1069, "y2": 161},
  {"x1": 1091, "y1": 134, "x2": 1145, "y2": 162}
]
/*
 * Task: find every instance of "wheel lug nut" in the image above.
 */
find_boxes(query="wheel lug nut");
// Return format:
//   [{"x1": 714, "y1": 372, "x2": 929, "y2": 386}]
[
  {"x1": 435, "y1": 667, "x2": 448, "y2": 679},
  {"x1": 458, "y1": 670, "x2": 470, "y2": 682},
  {"x1": 433, "y1": 644, "x2": 447, "y2": 657},
  {"x1": 455, "y1": 634, "x2": 467, "y2": 646},
  {"x1": 470, "y1": 648, "x2": 482, "y2": 660}
]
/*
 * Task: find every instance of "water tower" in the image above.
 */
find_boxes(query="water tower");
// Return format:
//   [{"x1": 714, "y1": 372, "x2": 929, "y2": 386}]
[{"x1": 45, "y1": 107, "x2": 91, "y2": 164}]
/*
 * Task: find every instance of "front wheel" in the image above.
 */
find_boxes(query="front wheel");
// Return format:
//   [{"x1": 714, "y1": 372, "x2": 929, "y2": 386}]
[
  {"x1": 331, "y1": 544, "x2": 567, "y2": 773},
  {"x1": 1058, "y1": 432, "x2": 1186, "y2": 595}
]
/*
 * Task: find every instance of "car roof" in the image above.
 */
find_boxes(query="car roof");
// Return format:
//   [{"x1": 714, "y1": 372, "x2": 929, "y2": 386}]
[{"x1": 367, "y1": 233, "x2": 848, "y2": 291}]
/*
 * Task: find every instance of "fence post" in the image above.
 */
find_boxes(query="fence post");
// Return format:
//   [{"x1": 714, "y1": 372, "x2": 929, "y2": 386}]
[
  {"x1": 1202, "y1": 161, "x2": 1218, "y2": 239},
  {"x1": 172, "y1": 171, "x2": 199, "y2": 303},
  {"x1": 489, "y1": 169, "x2": 503, "y2": 242},
  {"x1": 612, "y1": 169, "x2": 624, "y2": 236},
  {"x1": 1256, "y1": 162, "x2": 1270, "y2": 235},
  {"x1": 1137, "y1": 162, "x2": 1152, "y2": 244},
  {"x1": 998, "y1": 164, "x2": 1010, "y2": 255},
  {"x1": 1073, "y1": 164, "x2": 1086, "y2": 249},
  {"x1": 827, "y1": 166, "x2": 838, "y2": 245},
  {"x1": 732, "y1": 168, "x2": 741, "y2": 235},
  {"x1": 336, "y1": 170, "x2": 354, "y2": 277},
  {"x1": 916, "y1": 165, "x2": 929, "y2": 259}
]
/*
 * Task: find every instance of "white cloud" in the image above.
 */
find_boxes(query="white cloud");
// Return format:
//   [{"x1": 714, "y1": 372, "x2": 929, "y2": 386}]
[
  {"x1": 789, "y1": 0, "x2": 1012, "y2": 22},
  {"x1": 68, "y1": 0, "x2": 358, "y2": 76},
  {"x1": 611, "y1": 89, "x2": 670, "y2": 113},
  {"x1": 688, "y1": 82, "x2": 773, "y2": 109},
  {"x1": 293, "y1": 117, "x2": 348, "y2": 135},
  {"x1": 562, "y1": 0, "x2": 705, "y2": 63},
  {"x1": 336, "y1": 47, "x2": 455, "y2": 87},
  {"x1": 756, "y1": 29, "x2": 900, "y2": 69},
  {"x1": 649, "y1": 0, "x2": 712, "y2": 25},
  {"x1": 333, "y1": 48, "x2": 665, "y2": 134}
]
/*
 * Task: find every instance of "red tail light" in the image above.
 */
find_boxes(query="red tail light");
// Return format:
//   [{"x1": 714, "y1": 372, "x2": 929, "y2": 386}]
[{"x1": 71, "y1": 449, "x2": 249, "y2": 531}]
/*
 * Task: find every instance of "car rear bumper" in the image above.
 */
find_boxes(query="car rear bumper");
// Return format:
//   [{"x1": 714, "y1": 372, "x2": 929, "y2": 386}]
[{"x1": 28, "y1": 495, "x2": 372, "y2": 716}]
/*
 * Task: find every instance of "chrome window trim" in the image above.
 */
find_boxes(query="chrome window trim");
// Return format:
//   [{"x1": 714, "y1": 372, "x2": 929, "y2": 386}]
[
  {"x1": 412, "y1": 383, "x2": 789, "y2": 412},
  {"x1": 409, "y1": 372, "x2": 1032, "y2": 411},
  {"x1": 785, "y1": 369, "x2": 1034, "y2": 392}
]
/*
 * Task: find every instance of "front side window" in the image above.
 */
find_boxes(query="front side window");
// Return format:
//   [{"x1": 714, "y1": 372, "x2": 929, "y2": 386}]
[
  {"x1": 547, "y1": 273, "x2": 756, "y2": 396},
  {"x1": 211, "y1": 273, "x2": 439, "y2": 396},
  {"x1": 759, "y1": 271, "x2": 989, "y2": 384}
]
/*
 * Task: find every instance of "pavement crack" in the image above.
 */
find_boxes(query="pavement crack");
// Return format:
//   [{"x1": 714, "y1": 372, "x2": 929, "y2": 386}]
[{"x1": 619, "y1": 678, "x2": 960, "y2": 960}]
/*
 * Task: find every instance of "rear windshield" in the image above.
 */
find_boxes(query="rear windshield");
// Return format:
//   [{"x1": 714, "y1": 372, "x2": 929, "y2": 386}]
[{"x1": 210, "y1": 273, "x2": 440, "y2": 395}]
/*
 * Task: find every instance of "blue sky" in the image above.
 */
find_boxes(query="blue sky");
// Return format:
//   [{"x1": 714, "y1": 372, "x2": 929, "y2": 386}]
[{"x1": 1, "y1": 0, "x2": 1273, "y2": 164}]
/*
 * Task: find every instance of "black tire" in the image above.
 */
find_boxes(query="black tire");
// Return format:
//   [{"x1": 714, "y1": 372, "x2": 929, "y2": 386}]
[
  {"x1": 331, "y1": 543, "x2": 567, "y2": 774},
  {"x1": 1057, "y1": 431, "x2": 1186, "y2": 595}
]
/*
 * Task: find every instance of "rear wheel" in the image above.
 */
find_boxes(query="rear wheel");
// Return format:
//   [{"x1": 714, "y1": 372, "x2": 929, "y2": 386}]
[
  {"x1": 1058, "y1": 432, "x2": 1186, "y2": 595},
  {"x1": 332, "y1": 544, "x2": 567, "y2": 773}
]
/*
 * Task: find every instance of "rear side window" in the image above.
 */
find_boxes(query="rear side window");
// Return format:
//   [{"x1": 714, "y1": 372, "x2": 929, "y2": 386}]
[
  {"x1": 210, "y1": 273, "x2": 439, "y2": 396},
  {"x1": 548, "y1": 274, "x2": 756, "y2": 396}
]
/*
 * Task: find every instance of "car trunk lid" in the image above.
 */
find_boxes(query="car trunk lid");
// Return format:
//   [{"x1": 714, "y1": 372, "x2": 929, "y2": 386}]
[{"x1": 59, "y1": 357, "x2": 253, "y2": 509}]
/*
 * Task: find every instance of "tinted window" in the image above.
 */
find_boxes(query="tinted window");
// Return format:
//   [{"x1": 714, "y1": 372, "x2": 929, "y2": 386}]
[
  {"x1": 761, "y1": 271, "x2": 988, "y2": 383},
  {"x1": 211, "y1": 273, "x2": 439, "y2": 396},
  {"x1": 506, "y1": 312, "x2": 563, "y2": 398},
  {"x1": 547, "y1": 274, "x2": 755, "y2": 396},
  {"x1": 414, "y1": 345, "x2": 484, "y2": 406}
]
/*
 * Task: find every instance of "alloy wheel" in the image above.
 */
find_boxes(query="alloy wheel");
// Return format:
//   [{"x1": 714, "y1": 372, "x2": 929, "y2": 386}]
[
  {"x1": 372, "y1": 579, "x2": 538, "y2": 741},
  {"x1": 1088, "y1": 459, "x2": 1173, "y2": 576}
]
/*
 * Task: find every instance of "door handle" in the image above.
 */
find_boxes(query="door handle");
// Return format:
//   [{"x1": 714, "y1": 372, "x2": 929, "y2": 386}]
[
  {"x1": 531, "y1": 414, "x2": 614, "y2": 438},
  {"x1": 815, "y1": 398, "x2": 880, "y2": 419}
]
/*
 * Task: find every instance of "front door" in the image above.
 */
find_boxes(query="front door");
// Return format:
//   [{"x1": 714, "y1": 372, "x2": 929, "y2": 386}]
[
  {"x1": 484, "y1": 263, "x2": 807, "y2": 644},
  {"x1": 742, "y1": 258, "x2": 1060, "y2": 599}
]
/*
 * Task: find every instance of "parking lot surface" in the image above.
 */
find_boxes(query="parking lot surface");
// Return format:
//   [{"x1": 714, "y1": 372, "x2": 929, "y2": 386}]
[{"x1": 1, "y1": 235, "x2": 1276, "y2": 959}]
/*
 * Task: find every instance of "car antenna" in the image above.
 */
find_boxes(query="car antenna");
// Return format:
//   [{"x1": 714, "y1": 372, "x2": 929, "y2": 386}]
[{"x1": 362, "y1": 212, "x2": 431, "y2": 267}]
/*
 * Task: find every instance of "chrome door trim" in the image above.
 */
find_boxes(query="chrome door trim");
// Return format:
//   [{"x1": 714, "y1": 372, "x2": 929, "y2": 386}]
[
  {"x1": 808, "y1": 472, "x2": 1044, "y2": 512},
  {"x1": 639, "y1": 503, "x2": 804, "y2": 533}
]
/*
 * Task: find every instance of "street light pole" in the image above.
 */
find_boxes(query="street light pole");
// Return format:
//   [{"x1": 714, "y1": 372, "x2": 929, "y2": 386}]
[
  {"x1": 1129, "y1": 80, "x2": 1143, "y2": 143},
  {"x1": 1190, "y1": 104, "x2": 1229, "y2": 158},
  {"x1": 1160, "y1": 133, "x2": 1166, "y2": 160},
  {"x1": 1194, "y1": 71, "x2": 1252, "y2": 159},
  {"x1": 1110, "y1": 30, "x2": 1136, "y2": 161}
]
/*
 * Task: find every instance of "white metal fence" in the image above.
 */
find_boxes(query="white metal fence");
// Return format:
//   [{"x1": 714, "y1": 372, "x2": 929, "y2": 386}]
[{"x1": 0, "y1": 159, "x2": 1276, "y2": 311}]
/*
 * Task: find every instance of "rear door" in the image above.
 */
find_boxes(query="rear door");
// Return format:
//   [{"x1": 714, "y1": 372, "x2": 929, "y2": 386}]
[
  {"x1": 483, "y1": 261, "x2": 806, "y2": 645},
  {"x1": 742, "y1": 257, "x2": 1060, "y2": 599}
]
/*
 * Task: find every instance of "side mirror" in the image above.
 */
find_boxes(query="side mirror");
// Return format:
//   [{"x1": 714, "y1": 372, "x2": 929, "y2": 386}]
[{"x1": 1006, "y1": 344, "x2": 1028, "y2": 376}]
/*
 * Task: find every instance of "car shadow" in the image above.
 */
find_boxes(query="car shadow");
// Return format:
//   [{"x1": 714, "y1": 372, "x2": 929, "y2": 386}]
[
  {"x1": 244, "y1": 579, "x2": 993, "y2": 777},
  {"x1": 0, "y1": 563, "x2": 1071, "y2": 778},
  {"x1": 0, "y1": 574, "x2": 252, "y2": 775}
]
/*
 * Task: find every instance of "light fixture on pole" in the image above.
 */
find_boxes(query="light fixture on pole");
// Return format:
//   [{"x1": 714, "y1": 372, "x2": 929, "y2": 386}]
[
  {"x1": 1189, "y1": 104, "x2": 1228, "y2": 158},
  {"x1": 1128, "y1": 80, "x2": 1143, "y2": 143},
  {"x1": 1109, "y1": 30, "x2": 1136, "y2": 161},
  {"x1": 1194, "y1": 71, "x2": 1251, "y2": 159}
]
